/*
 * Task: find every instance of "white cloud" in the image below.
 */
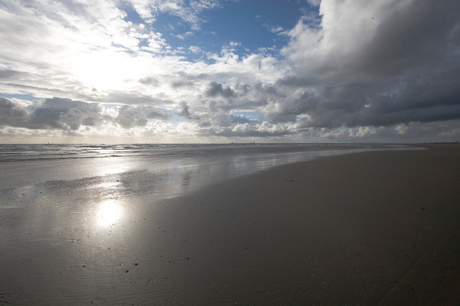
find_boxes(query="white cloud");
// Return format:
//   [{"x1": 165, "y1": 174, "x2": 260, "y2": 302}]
[
  {"x1": 307, "y1": 0, "x2": 321, "y2": 6},
  {"x1": 263, "y1": 23, "x2": 284, "y2": 34},
  {"x1": 129, "y1": 0, "x2": 221, "y2": 30},
  {"x1": 189, "y1": 46, "x2": 201, "y2": 54},
  {"x1": 270, "y1": 26, "x2": 284, "y2": 33}
]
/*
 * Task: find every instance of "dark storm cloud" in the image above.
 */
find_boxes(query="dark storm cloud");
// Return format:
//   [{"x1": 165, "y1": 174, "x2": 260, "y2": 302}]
[
  {"x1": 174, "y1": 101, "x2": 192, "y2": 118},
  {"x1": 345, "y1": 0, "x2": 460, "y2": 80},
  {"x1": 205, "y1": 82, "x2": 235, "y2": 99},
  {"x1": 29, "y1": 97, "x2": 104, "y2": 130},
  {"x1": 262, "y1": 0, "x2": 460, "y2": 133},
  {"x1": 81, "y1": 116, "x2": 98, "y2": 126},
  {"x1": 0, "y1": 96, "x2": 170, "y2": 130},
  {"x1": 283, "y1": 0, "x2": 460, "y2": 82},
  {"x1": 0, "y1": 97, "x2": 105, "y2": 130},
  {"x1": 266, "y1": 63, "x2": 460, "y2": 129},
  {"x1": 275, "y1": 76, "x2": 317, "y2": 88},
  {"x1": 205, "y1": 82, "x2": 280, "y2": 114},
  {"x1": 0, "y1": 97, "x2": 29, "y2": 127}
]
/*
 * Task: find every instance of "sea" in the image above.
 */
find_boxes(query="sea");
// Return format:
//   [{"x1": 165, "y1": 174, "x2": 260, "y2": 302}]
[{"x1": 0, "y1": 143, "x2": 416, "y2": 199}]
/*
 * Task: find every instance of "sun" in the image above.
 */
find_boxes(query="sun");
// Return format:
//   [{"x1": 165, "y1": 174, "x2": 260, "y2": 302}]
[{"x1": 70, "y1": 50, "x2": 141, "y2": 91}]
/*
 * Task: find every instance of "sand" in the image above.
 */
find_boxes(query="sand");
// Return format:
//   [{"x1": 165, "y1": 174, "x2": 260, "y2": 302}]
[{"x1": 1, "y1": 145, "x2": 460, "y2": 305}]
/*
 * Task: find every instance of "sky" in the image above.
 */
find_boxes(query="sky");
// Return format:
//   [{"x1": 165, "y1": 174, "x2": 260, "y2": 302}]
[{"x1": 1, "y1": 0, "x2": 460, "y2": 144}]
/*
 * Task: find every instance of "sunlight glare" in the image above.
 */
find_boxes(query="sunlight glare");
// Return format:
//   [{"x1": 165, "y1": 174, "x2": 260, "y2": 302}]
[
  {"x1": 72, "y1": 51, "x2": 141, "y2": 90},
  {"x1": 97, "y1": 200, "x2": 123, "y2": 227}
]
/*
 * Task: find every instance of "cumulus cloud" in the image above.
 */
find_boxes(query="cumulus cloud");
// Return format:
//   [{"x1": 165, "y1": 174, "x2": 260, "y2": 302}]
[
  {"x1": 0, "y1": 97, "x2": 29, "y2": 127},
  {"x1": 189, "y1": 46, "x2": 201, "y2": 54},
  {"x1": 0, "y1": 97, "x2": 169, "y2": 131},
  {"x1": 115, "y1": 105, "x2": 170, "y2": 128},
  {"x1": 0, "y1": 97, "x2": 105, "y2": 130},
  {"x1": 139, "y1": 77, "x2": 160, "y2": 86},
  {"x1": 205, "y1": 82, "x2": 235, "y2": 99},
  {"x1": 174, "y1": 101, "x2": 192, "y2": 118},
  {"x1": 261, "y1": 0, "x2": 460, "y2": 133},
  {"x1": 282, "y1": 0, "x2": 460, "y2": 82},
  {"x1": 197, "y1": 120, "x2": 293, "y2": 138}
]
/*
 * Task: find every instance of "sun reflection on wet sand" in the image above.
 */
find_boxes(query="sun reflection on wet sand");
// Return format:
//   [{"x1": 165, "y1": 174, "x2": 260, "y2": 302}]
[{"x1": 97, "y1": 200, "x2": 123, "y2": 227}]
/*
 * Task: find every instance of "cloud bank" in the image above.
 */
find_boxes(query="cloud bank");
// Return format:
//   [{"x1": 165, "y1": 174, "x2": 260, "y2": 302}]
[{"x1": 1, "y1": 0, "x2": 460, "y2": 143}]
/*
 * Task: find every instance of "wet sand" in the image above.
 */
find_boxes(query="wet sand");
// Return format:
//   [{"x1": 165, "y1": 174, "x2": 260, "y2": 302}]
[{"x1": 1, "y1": 145, "x2": 460, "y2": 305}]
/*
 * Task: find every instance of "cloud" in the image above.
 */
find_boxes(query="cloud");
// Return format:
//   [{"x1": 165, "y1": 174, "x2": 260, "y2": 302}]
[
  {"x1": 282, "y1": 0, "x2": 460, "y2": 82},
  {"x1": 129, "y1": 0, "x2": 221, "y2": 30},
  {"x1": 35, "y1": 98, "x2": 104, "y2": 130},
  {"x1": 205, "y1": 82, "x2": 235, "y2": 99},
  {"x1": 115, "y1": 105, "x2": 170, "y2": 128},
  {"x1": 139, "y1": 77, "x2": 160, "y2": 86},
  {"x1": 270, "y1": 26, "x2": 284, "y2": 33},
  {"x1": 0, "y1": 97, "x2": 105, "y2": 130},
  {"x1": 230, "y1": 114, "x2": 254, "y2": 125},
  {"x1": 259, "y1": 0, "x2": 460, "y2": 133},
  {"x1": 0, "y1": 96, "x2": 169, "y2": 131},
  {"x1": 0, "y1": 69, "x2": 22, "y2": 80},
  {"x1": 265, "y1": 66, "x2": 460, "y2": 129},
  {"x1": 262, "y1": 23, "x2": 285, "y2": 34},
  {"x1": 197, "y1": 120, "x2": 293, "y2": 138},
  {"x1": 174, "y1": 101, "x2": 192, "y2": 118},
  {"x1": 189, "y1": 46, "x2": 201, "y2": 54},
  {"x1": 307, "y1": 0, "x2": 321, "y2": 6},
  {"x1": 2, "y1": 0, "x2": 460, "y2": 142},
  {"x1": 171, "y1": 80, "x2": 194, "y2": 88},
  {"x1": 268, "y1": 25, "x2": 284, "y2": 33},
  {"x1": 87, "y1": 91, "x2": 173, "y2": 107},
  {"x1": 0, "y1": 97, "x2": 30, "y2": 127}
]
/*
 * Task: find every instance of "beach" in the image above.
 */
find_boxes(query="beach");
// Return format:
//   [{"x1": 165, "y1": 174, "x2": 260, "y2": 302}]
[{"x1": 1, "y1": 144, "x2": 460, "y2": 305}]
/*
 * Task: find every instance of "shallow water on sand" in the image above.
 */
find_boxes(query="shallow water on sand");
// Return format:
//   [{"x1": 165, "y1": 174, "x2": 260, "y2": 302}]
[
  {"x1": 0, "y1": 143, "x2": 420, "y2": 305},
  {"x1": 0, "y1": 143, "x2": 414, "y2": 195}
]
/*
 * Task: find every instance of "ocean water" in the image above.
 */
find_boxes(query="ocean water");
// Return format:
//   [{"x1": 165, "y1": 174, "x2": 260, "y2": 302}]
[
  {"x1": 0, "y1": 142, "x2": 405, "y2": 162},
  {"x1": 0, "y1": 143, "x2": 413, "y2": 197},
  {"x1": 0, "y1": 143, "x2": 420, "y2": 305}
]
